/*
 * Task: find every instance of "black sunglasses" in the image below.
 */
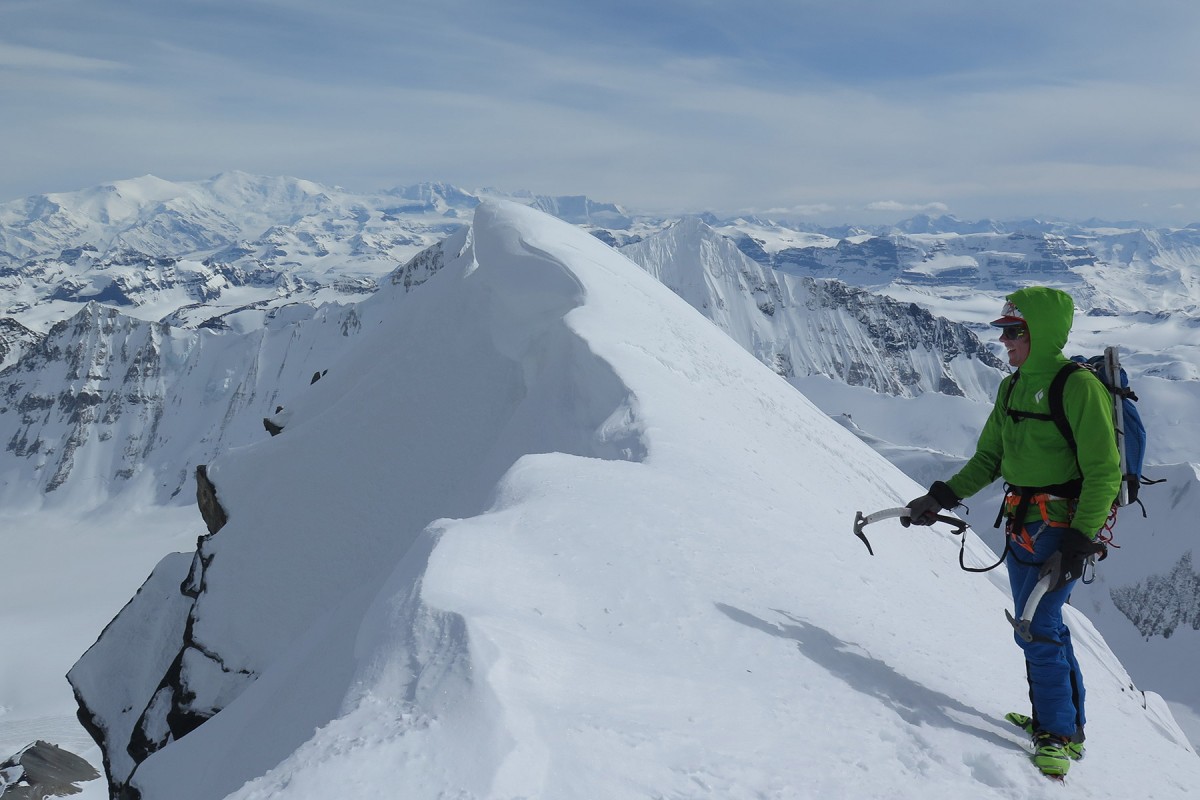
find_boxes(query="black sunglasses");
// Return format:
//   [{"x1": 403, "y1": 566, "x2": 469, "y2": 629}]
[{"x1": 999, "y1": 326, "x2": 1028, "y2": 341}]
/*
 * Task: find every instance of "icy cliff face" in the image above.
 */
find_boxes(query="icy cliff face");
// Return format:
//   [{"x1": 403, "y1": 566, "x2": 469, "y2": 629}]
[
  {"x1": 0, "y1": 317, "x2": 40, "y2": 370},
  {"x1": 622, "y1": 218, "x2": 1005, "y2": 401},
  {"x1": 0, "y1": 298, "x2": 370, "y2": 504},
  {"x1": 2, "y1": 303, "x2": 175, "y2": 495}
]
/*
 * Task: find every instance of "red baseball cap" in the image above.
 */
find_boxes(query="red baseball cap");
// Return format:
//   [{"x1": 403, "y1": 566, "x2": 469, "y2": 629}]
[{"x1": 990, "y1": 299, "x2": 1025, "y2": 327}]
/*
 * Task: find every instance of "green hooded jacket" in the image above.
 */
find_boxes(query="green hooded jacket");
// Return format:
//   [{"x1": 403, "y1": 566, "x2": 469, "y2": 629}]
[{"x1": 945, "y1": 286, "x2": 1121, "y2": 538}]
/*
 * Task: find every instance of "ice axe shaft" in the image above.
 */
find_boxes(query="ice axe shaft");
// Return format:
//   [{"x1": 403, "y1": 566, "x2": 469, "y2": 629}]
[
  {"x1": 852, "y1": 507, "x2": 968, "y2": 555},
  {"x1": 1005, "y1": 551, "x2": 1062, "y2": 643}
]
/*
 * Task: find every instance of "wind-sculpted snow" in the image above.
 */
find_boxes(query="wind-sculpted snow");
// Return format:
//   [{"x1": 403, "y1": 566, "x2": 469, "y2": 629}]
[
  {"x1": 68, "y1": 201, "x2": 652, "y2": 798},
  {"x1": 68, "y1": 201, "x2": 1200, "y2": 800}
]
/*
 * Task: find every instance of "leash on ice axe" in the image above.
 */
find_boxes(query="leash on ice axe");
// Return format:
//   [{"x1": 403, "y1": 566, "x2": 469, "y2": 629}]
[{"x1": 853, "y1": 507, "x2": 1074, "y2": 643}]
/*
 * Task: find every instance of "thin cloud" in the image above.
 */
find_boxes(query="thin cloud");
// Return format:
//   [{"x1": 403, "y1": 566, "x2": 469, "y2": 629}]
[
  {"x1": 760, "y1": 204, "x2": 839, "y2": 218},
  {"x1": 0, "y1": 43, "x2": 122, "y2": 72},
  {"x1": 1, "y1": 1, "x2": 1199, "y2": 224},
  {"x1": 866, "y1": 201, "x2": 951, "y2": 214}
]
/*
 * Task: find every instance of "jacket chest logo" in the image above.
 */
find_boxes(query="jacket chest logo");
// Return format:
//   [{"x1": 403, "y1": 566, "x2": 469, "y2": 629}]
[{"x1": 1034, "y1": 389, "x2": 1046, "y2": 405}]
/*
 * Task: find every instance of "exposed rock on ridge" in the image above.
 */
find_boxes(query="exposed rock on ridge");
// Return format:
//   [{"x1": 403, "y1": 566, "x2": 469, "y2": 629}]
[
  {"x1": 0, "y1": 740, "x2": 100, "y2": 798},
  {"x1": 0, "y1": 317, "x2": 40, "y2": 371}
]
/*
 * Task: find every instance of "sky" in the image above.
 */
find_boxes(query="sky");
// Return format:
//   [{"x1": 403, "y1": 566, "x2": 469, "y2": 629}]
[{"x1": 2, "y1": 0, "x2": 1200, "y2": 225}]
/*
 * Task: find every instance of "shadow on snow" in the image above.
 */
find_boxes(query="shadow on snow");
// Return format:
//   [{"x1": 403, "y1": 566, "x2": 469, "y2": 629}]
[{"x1": 716, "y1": 603, "x2": 1012, "y2": 750}]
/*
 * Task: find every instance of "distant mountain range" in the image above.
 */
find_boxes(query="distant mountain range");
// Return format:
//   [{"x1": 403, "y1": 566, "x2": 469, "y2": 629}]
[
  {"x1": 5, "y1": 173, "x2": 1200, "y2": 345},
  {"x1": 0, "y1": 175, "x2": 990, "y2": 501},
  {"x1": 3, "y1": 172, "x2": 1199, "y2": 505}
]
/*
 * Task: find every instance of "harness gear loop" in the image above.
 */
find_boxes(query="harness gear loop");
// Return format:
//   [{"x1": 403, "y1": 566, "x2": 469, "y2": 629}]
[{"x1": 1001, "y1": 488, "x2": 1076, "y2": 553}]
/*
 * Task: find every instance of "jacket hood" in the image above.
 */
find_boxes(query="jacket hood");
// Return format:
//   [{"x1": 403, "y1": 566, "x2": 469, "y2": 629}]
[{"x1": 1003, "y1": 286, "x2": 1075, "y2": 368}]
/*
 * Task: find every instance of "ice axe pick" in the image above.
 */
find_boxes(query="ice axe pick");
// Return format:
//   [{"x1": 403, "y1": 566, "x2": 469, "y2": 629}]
[{"x1": 852, "y1": 507, "x2": 968, "y2": 556}]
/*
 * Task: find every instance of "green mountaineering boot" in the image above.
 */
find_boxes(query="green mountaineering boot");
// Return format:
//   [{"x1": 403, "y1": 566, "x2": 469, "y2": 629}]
[
  {"x1": 1006, "y1": 712, "x2": 1085, "y2": 760},
  {"x1": 1031, "y1": 731, "x2": 1072, "y2": 777},
  {"x1": 1005, "y1": 711, "x2": 1035, "y2": 733}
]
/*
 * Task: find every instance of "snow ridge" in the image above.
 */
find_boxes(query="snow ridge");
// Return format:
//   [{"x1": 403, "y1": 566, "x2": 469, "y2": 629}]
[{"x1": 67, "y1": 201, "x2": 1200, "y2": 800}]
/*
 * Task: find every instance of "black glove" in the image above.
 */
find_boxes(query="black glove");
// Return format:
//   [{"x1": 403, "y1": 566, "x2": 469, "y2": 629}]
[
  {"x1": 1055, "y1": 528, "x2": 1107, "y2": 586},
  {"x1": 1059, "y1": 527, "x2": 1107, "y2": 558},
  {"x1": 901, "y1": 481, "x2": 960, "y2": 527}
]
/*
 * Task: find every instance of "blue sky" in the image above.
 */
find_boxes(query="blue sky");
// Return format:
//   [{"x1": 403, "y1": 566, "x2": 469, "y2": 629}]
[{"x1": 3, "y1": 0, "x2": 1199, "y2": 224}]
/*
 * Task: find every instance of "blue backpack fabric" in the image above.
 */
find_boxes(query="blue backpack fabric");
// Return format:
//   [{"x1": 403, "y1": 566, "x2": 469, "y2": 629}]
[{"x1": 1057, "y1": 354, "x2": 1155, "y2": 507}]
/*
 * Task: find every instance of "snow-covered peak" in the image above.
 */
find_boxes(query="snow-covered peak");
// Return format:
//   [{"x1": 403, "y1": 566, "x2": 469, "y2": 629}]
[
  {"x1": 67, "y1": 201, "x2": 1199, "y2": 799},
  {"x1": 88, "y1": 174, "x2": 186, "y2": 209},
  {"x1": 891, "y1": 213, "x2": 1005, "y2": 235}
]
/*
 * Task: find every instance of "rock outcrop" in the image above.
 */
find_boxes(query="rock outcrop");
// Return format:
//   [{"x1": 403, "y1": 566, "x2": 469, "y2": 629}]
[
  {"x1": 0, "y1": 740, "x2": 100, "y2": 799},
  {"x1": 68, "y1": 467, "x2": 236, "y2": 798}
]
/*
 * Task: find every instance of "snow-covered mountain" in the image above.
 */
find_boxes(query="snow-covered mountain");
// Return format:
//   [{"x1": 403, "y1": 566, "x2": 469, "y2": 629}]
[
  {"x1": 0, "y1": 173, "x2": 661, "y2": 337},
  {"x1": 0, "y1": 172, "x2": 442, "y2": 267},
  {"x1": 0, "y1": 300, "x2": 348, "y2": 504},
  {"x1": 0, "y1": 173, "x2": 439, "y2": 335},
  {"x1": 720, "y1": 216, "x2": 1200, "y2": 317},
  {"x1": 732, "y1": 227, "x2": 1096, "y2": 291},
  {"x1": 2, "y1": 175, "x2": 1200, "y2": 796},
  {"x1": 62, "y1": 200, "x2": 1200, "y2": 799},
  {"x1": 0, "y1": 206, "x2": 1002, "y2": 506},
  {"x1": 5, "y1": 171, "x2": 1198, "y2": 339},
  {"x1": 621, "y1": 218, "x2": 1003, "y2": 401},
  {"x1": 0, "y1": 318, "x2": 38, "y2": 372},
  {"x1": 0, "y1": 230, "x2": 468, "y2": 506}
]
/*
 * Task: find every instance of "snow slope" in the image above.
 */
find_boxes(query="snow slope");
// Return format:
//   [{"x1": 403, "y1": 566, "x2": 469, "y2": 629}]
[
  {"x1": 68, "y1": 201, "x2": 1198, "y2": 799},
  {"x1": 0, "y1": 503, "x2": 202, "y2": 775}
]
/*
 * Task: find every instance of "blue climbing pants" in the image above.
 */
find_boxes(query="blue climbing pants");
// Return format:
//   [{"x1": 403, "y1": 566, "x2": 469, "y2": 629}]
[{"x1": 1006, "y1": 521, "x2": 1086, "y2": 740}]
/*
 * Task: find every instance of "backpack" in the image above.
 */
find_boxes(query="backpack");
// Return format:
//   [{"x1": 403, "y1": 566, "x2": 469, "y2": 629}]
[{"x1": 1004, "y1": 346, "x2": 1159, "y2": 509}]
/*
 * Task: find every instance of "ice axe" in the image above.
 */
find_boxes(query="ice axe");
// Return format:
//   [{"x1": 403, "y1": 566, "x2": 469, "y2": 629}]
[
  {"x1": 1003, "y1": 548, "x2": 1104, "y2": 642},
  {"x1": 1005, "y1": 551, "x2": 1061, "y2": 643},
  {"x1": 852, "y1": 507, "x2": 968, "y2": 555}
]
